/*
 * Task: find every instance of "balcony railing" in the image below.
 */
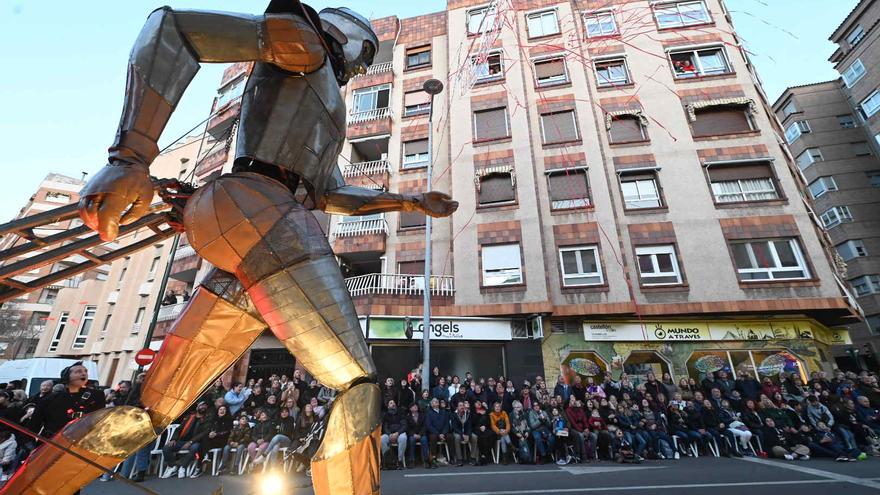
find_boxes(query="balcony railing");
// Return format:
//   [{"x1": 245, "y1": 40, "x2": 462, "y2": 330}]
[
  {"x1": 174, "y1": 245, "x2": 196, "y2": 261},
  {"x1": 157, "y1": 302, "x2": 187, "y2": 322},
  {"x1": 333, "y1": 219, "x2": 388, "y2": 238},
  {"x1": 342, "y1": 160, "x2": 391, "y2": 177},
  {"x1": 354, "y1": 61, "x2": 393, "y2": 77},
  {"x1": 345, "y1": 273, "x2": 454, "y2": 297},
  {"x1": 349, "y1": 107, "x2": 392, "y2": 124}
]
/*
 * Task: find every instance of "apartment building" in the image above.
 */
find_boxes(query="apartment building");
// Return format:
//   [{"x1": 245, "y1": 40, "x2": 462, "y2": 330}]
[
  {"x1": 773, "y1": 81, "x2": 880, "y2": 370},
  {"x1": 0, "y1": 173, "x2": 87, "y2": 361},
  {"x1": 31, "y1": 139, "x2": 196, "y2": 385},
  {"x1": 150, "y1": 0, "x2": 861, "y2": 387}
]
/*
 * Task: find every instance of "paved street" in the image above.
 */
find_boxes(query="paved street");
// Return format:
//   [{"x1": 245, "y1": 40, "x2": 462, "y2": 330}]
[{"x1": 81, "y1": 457, "x2": 880, "y2": 495}]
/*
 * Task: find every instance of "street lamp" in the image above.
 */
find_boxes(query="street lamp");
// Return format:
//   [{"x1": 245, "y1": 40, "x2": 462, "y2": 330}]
[{"x1": 421, "y1": 78, "x2": 443, "y2": 392}]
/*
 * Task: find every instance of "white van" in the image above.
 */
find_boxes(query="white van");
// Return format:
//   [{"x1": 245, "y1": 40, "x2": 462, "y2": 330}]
[{"x1": 0, "y1": 358, "x2": 99, "y2": 397}]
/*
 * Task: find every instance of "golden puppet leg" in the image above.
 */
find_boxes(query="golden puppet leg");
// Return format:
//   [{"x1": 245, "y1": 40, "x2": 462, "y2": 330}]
[
  {"x1": 1, "y1": 407, "x2": 155, "y2": 495},
  {"x1": 140, "y1": 283, "x2": 265, "y2": 429},
  {"x1": 310, "y1": 383, "x2": 382, "y2": 495}
]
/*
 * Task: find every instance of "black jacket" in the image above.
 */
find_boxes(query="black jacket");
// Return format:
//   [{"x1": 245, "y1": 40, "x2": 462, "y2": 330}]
[
  {"x1": 405, "y1": 411, "x2": 426, "y2": 437},
  {"x1": 250, "y1": 419, "x2": 277, "y2": 443},
  {"x1": 28, "y1": 387, "x2": 105, "y2": 437},
  {"x1": 276, "y1": 415, "x2": 296, "y2": 438},
  {"x1": 382, "y1": 409, "x2": 405, "y2": 435},
  {"x1": 450, "y1": 411, "x2": 473, "y2": 436}
]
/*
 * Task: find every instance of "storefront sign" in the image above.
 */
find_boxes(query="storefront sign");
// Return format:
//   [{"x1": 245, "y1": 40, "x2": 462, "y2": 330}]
[
  {"x1": 583, "y1": 319, "x2": 848, "y2": 343},
  {"x1": 367, "y1": 316, "x2": 512, "y2": 341}
]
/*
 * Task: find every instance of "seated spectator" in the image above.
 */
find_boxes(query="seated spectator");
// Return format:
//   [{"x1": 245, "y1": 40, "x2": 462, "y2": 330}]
[
  {"x1": 380, "y1": 399, "x2": 407, "y2": 469},
  {"x1": 221, "y1": 415, "x2": 251, "y2": 474},
  {"x1": 550, "y1": 407, "x2": 571, "y2": 464},
  {"x1": 834, "y1": 398, "x2": 876, "y2": 453},
  {"x1": 198, "y1": 404, "x2": 233, "y2": 473},
  {"x1": 381, "y1": 378, "x2": 398, "y2": 412},
  {"x1": 450, "y1": 384, "x2": 470, "y2": 411},
  {"x1": 701, "y1": 399, "x2": 740, "y2": 457},
  {"x1": 617, "y1": 405, "x2": 647, "y2": 460},
  {"x1": 855, "y1": 396, "x2": 880, "y2": 433},
  {"x1": 761, "y1": 377, "x2": 781, "y2": 400},
  {"x1": 809, "y1": 421, "x2": 866, "y2": 462},
  {"x1": 265, "y1": 406, "x2": 296, "y2": 467},
  {"x1": 762, "y1": 417, "x2": 810, "y2": 460},
  {"x1": 667, "y1": 402, "x2": 700, "y2": 456},
  {"x1": 224, "y1": 382, "x2": 248, "y2": 416},
  {"x1": 432, "y1": 377, "x2": 449, "y2": 402},
  {"x1": 719, "y1": 399, "x2": 752, "y2": 454},
  {"x1": 509, "y1": 400, "x2": 532, "y2": 463},
  {"x1": 248, "y1": 409, "x2": 277, "y2": 466},
  {"x1": 566, "y1": 399, "x2": 590, "y2": 462},
  {"x1": 742, "y1": 399, "x2": 766, "y2": 454},
  {"x1": 310, "y1": 397, "x2": 327, "y2": 419},
  {"x1": 316, "y1": 384, "x2": 336, "y2": 406},
  {"x1": 589, "y1": 409, "x2": 613, "y2": 460},
  {"x1": 0, "y1": 430, "x2": 16, "y2": 482},
  {"x1": 263, "y1": 394, "x2": 280, "y2": 420},
  {"x1": 678, "y1": 378, "x2": 696, "y2": 402},
  {"x1": 473, "y1": 402, "x2": 495, "y2": 465},
  {"x1": 684, "y1": 402, "x2": 713, "y2": 456},
  {"x1": 586, "y1": 377, "x2": 606, "y2": 401},
  {"x1": 612, "y1": 428, "x2": 638, "y2": 464},
  {"x1": 405, "y1": 403, "x2": 429, "y2": 468},
  {"x1": 450, "y1": 401, "x2": 477, "y2": 466},
  {"x1": 489, "y1": 402, "x2": 513, "y2": 464},
  {"x1": 417, "y1": 389, "x2": 432, "y2": 413},
  {"x1": 527, "y1": 401, "x2": 553, "y2": 463},
  {"x1": 426, "y1": 398, "x2": 450, "y2": 467},
  {"x1": 645, "y1": 419, "x2": 675, "y2": 459},
  {"x1": 161, "y1": 401, "x2": 212, "y2": 478}
]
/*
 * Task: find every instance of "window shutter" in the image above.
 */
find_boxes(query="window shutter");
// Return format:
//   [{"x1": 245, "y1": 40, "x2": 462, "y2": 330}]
[
  {"x1": 375, "y1": 40, "x2": 395, "y2": 64},
  {"x1": 404, "y1": 139, "x2": 428, "y2": 155},
  {"x1": 708, "y1": 162, "x2": 773, "y2": 182},
  {"x1": 692, "y1": 107, "x2": 751, "y2": 136},
  {"x1": 400, "y1": 211, "x2": 426, "y2": 228},
  {"x1": 549, "y1": 170, "x2": 588, "y2": 200},
  {"x1": 536, "y1": 59, "x2": 565, "y2": 79},
  {"x1": 398, "y1": 260, "x2": 425, "y2": 275},
  {"x1": 404, "y1": 91, "x2": 432, "y2": 106},
  {"x1": 479, "y1": 173, "x2": 515, "y2": 204},
  {"x1": 609, "y1": 116, "x2": 645, "y2": 143},
  {"x1": 542, "y1": 111, "x2": 578, "y2": 143},
  {"x1": 474, "y1": 108, "x2": 509, "y2": 140}
]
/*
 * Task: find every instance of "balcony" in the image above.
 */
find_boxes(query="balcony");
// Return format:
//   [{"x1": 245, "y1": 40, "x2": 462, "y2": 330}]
[
  {"x1": 333, "y1": 218, "x2": 388, "y2": 238},
  {"x1": 345, "y1": 273, "x2": 454, "y2": 297},
  {"x1": 195, "y1": 147, "x2": 229, "y2": 178},
  {"x1": 207, "y1": 99, "x2": 241, "y2": 140},
  {"x1": 342, "y1": 159, "x2": 391, "y2": 178},
  {"x1": 170, "y1": 244, "x2": 200, "y2": 283},
  {"x1": 356, "y1": 61, "x2": 393, "y2": 77},
  {"x1": 332, "y1": 217, "x2": 388, "y2": 255},
  {"x1": 349, "y1": 107, "x2": 392, "y2": 124},
  {"x1": 174, "y1": 244, "x2": 196, "y2": 261},
  {"x1": 157, "y1": 302, "x2": 186, "y2": 322}
]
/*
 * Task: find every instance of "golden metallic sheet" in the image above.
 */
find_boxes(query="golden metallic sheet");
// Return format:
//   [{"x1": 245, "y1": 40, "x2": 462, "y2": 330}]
[
  {"x1": 2, "y1": 407, "x2": 156, "y2": 495},
  {"x1": 311, "y1": 427, "x2": 381, "y2": 495},
  {"x1": 141, "y1": 286, "x2": 265, "y2": 429}
]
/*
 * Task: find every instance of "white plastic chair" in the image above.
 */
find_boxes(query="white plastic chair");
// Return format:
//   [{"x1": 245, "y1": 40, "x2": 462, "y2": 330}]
[{"x1": 150, "y1": 424, "x2": 179, "y2": 475}]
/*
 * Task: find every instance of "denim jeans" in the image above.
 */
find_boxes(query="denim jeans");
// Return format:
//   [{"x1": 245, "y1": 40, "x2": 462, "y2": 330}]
[
  {"x1": 221, "y1": 444, "x2": 245, "y2": 472},
  {"x1": 120, "y1": 444, "x2": 152, "y2": 477},
  {"x1": 407, "y1": 434, "x2": 430, "y2": 464},
  {"x1": 163, "y1": 441, "x2": 200, "y2": 468},
  {"x1": 265, "y1": 434, "x2": 292, "y2": 464}
]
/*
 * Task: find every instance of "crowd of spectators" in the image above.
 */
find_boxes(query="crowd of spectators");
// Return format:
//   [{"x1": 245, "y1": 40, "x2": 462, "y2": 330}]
[{"x1": 0, "y1": 363, "x2": 878, "y2": 489}]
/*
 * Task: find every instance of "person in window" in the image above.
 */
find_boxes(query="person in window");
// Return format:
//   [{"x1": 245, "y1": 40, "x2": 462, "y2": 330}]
[
  {"x1": 220, "y1": 415, "x2": 251, "y2": 474},
  {"x1": 380, "y1": 399, "x2": 407, "y2": 469},
  {"x1": 489, "y1": 401, "x2": 513, "y2": 464},
  {"x1": 527, "y1": 401, "x2": 553, "y2": 463},
  {"x1": 672, "y1": 57, "x2": 696, "y2": 76},
  {"x1": 405, "y1": 403, "x2": 429, "y2": 468}
]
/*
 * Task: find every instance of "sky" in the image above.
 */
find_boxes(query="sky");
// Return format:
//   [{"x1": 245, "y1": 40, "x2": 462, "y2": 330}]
[{"x1": 0, "y1": 0, "x2": 859, "y2": 220}]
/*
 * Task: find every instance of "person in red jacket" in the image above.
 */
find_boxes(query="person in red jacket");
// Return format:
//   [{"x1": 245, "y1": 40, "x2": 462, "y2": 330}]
[
  {"x1": 565, "y1": 399, "x2": 592, "y2": 462},
  {"x1": 588, "y1": 409, "x2": 614, "y2": 460}
]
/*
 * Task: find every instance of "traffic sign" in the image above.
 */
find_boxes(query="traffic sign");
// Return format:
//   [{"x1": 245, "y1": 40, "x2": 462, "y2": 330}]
[{"x1": 134, "y1": 348, "x2": 157, "y2": 366}]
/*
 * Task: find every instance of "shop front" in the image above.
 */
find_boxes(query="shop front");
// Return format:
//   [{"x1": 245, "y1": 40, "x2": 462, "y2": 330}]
[
  {"x1": 542, "y1": 318, "x2": 850, "y2": 386},
  {"x1": 364, "y1": 315, "x2": 543, "y2": 385}
]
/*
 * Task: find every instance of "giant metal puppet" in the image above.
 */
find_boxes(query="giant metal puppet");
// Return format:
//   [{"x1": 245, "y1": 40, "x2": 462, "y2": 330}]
[{"x1": 0, "y1": 2, "x2": 456, "y2": 494}]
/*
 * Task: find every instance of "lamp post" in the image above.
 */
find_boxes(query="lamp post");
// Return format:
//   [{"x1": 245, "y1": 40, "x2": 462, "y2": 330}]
[{"x1": 421, "y1": 78, "x2": 443, "y2": 392}]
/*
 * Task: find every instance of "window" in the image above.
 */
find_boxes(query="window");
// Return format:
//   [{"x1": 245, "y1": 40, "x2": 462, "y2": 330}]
[
  {"x1": 352, "y1": 84, "x2": 390, "y2": 113},
  {"x1": 707, "y1": 162, "x2": 778, "y2": 203},
  {"x1": 808, "y1": 176, "x2": 837, "y2": 198},
  {"x1": 608, "y1": 115, "x2": 647, "y2": 143},
  {"x1": 795, "y1": 148, "x2": 823, "y2": 170},
  {"x1": 48, "y1": 312, "x2": 69, "y2": 352},
  {"x1": 781, "y1": 100, "x2": 798, "y2": 118},
  {"x1": 547, "y1": 169, "x2": 590, "y2": 209},
  {"x1": 72, "y1": 305, "x2": 97, "y2": 349},
  {"x1": 842, "y1": 59, "x2": 866, "y2": 88},
  {"x1": 620, "y1": 171, "x2": 662, "y2": 209},
  {"x1": 838, "y1": 114, "x2": 857, "y2": 128},
  {"x1": 100, "y1": 303, "x2": 114, "y2": 338},
  {"x1": 584, "y1": 11, "x2": 618, "y2": 38},
  {"x1": 785, "y1": 121, "x2": 810, "y2": 143},
  {"x1": 731, "y1": 239, "x2": 810, "y2": 281},
  {"x1": 473, "y1": 107, "x2": 510, "y2": 141},
  {"x1": 133, "y1": 307, "x2": 146, "y2": 333},
  {"x1": 559, "y1": 246, "x2": 603, "y2": 286},
  {"x1": 399, "y1": 210, "x2": 426, "y2": 229},
  {"x1": 852, "y1": 141, "x2": 872, "y2": 156},
  {"x1": 654, "y1": 1, "x2": 711, "y2": 29},
  {"x1": 402, "y1": 139, "x2": 429, "y2": 169},
  {"x1": 836, "y1": 240, "x2": 868, "y2": 261},
  {"x1": 859, "y1": 90, "x2": 880, "y2": 119},
  {"x1": 38, "y1": 288, "x2": 59, "y2": 305},
  {"x1": 472, "y1": 51, "x2": 504, "y2": 82},
  {"x1": 691, "y1": 105, "x2": 754, "y2": 136},
  {"x1": 635, "y1": 245, "x2": 682, "y2": 285},
  {"x1": 820, "y1": 206, "x2": 853, "y2": 228},
  {"x1": 405, "y1": 45, "x2": 431, "y2": 69},
  {"x1": 851, "y1": 275, "x2": 880, "y2": 296},
  {"x1": 467, "y1": 5, "x2": 497, "y2": 35},
  {"x1": 481, "y1": 244, "x2": 523, "y2": 286},
  {"x1": 534, "y1": 57, "x2": 568, "y2": 86},
  {"x1": 403, "y1": 91, "x2": 432, "y2": 117},
  {"x1": 846, "y1": 25, "x2": 866, "y2": 47},
  {"x1": 540, "y1": 110, "x2": 579, "y2": 144},
  {"x1": 868, "y1": 170, "x2": 880, "y2": 188},
  {"x1": 216, "y1": 76, "x2": 245, "y2": 108},
  {"x1": 595, "y1": 58, "x2": 630, "y2": 86},
  {"x1": 527, "y1": 9, "x2": 559, "y2": 37},
  {"x1": 477, "y1": 172, "x2": 516, "y2": 205},
  {"x1": 45, "y1": 191, "x2": 71, "y2": 204},
  {"x1": 670, "y1": 47, "x2": 730, "y2": 78},
  {"x1": 148, "y1": 255, "x2": 161, "y2": 275}
]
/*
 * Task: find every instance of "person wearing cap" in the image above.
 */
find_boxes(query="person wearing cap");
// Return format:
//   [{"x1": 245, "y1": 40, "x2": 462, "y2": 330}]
[
  {"x1": 27, "y1": 362, "x2": 104, "y2": 439},
  {"x1": 160, "y1": 401, "x2": 213, "y2": 478}
]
